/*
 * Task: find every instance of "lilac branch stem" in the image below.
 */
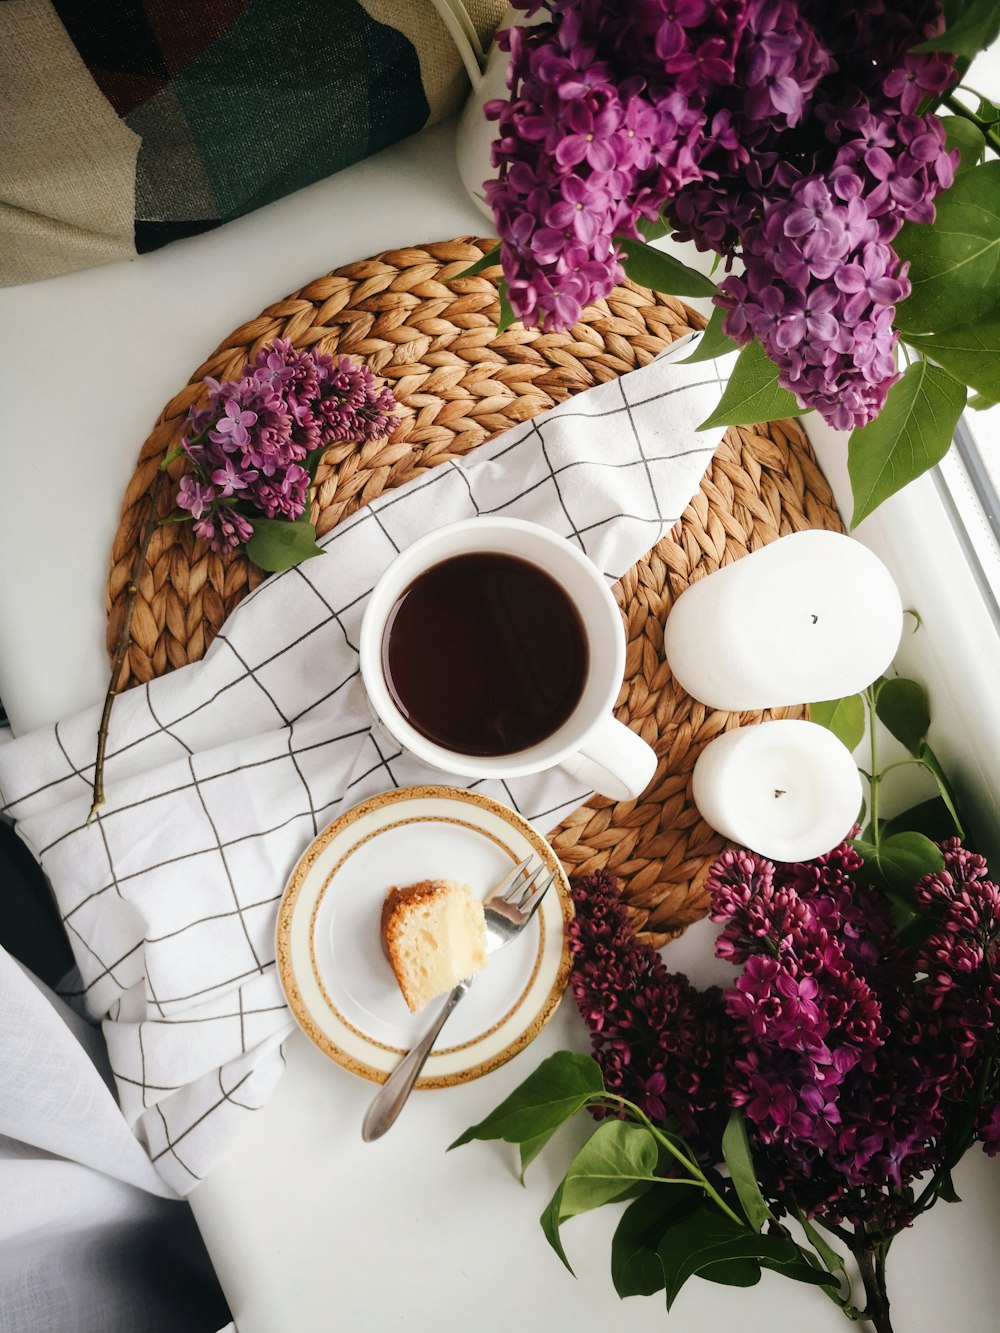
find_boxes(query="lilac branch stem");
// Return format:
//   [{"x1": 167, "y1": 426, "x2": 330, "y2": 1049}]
[
  {"x1": 865, "y1": 685, "x2": 882, "y2": 845},
  {"x1": 943, "y1": 92, "x2": 1000, "y2": 157},
  {"x1": 88, "y1": 467, "x2": 167, "y2": 822},
  {"x1": 845, "y1": 1230, "x2": 895, "y2": 1333}
]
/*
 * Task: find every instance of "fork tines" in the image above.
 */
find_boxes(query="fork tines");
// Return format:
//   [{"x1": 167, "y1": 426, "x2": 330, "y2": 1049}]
[
  {"x1": 513, "y1": 867, "x2": 557, "y2": 916},
  {"x1": 502, "y1": 856, "x2": 539, "y2": 901}
]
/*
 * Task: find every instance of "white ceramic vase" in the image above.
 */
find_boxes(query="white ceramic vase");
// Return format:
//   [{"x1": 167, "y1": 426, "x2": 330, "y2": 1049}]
[
  {"x1": 454, "y1": 18, "x2": 514, "y2": 220},
  {"x1": 448, "y1": 4, "x2": 545, "y2": 221}
]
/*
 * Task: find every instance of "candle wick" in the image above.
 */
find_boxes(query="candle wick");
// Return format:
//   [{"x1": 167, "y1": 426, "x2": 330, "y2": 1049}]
[
  {"x1": 810, "y1": 614, "x2": 819, "y2": 624},
  {"x1": 774, "y1": 789, "x2": 786, "y2": 799}
]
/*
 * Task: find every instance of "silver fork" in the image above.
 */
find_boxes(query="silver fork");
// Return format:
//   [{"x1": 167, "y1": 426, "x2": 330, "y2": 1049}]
[{"x1": 361, "y1": 856, "x2": 557, "y2": 1141}]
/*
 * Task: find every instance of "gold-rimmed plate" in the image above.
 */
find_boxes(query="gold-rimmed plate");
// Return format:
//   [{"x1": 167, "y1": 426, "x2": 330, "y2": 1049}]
[{"x1": 275, "y1": 785, "x2": 573, "y2": 1087}]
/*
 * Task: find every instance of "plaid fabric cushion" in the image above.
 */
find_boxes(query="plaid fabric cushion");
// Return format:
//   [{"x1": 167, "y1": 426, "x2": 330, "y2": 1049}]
[{"x1": 0, "y1": 0, "x2": 505, "y2": 285}]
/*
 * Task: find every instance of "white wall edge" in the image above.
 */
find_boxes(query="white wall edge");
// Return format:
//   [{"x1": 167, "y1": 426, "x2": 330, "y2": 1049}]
[{"x1": 805, "y1": 416, "x2": 1000, "y2": 865}]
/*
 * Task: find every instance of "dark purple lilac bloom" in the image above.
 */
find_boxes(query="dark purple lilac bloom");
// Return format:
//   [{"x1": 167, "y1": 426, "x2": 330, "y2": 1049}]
[
  {"x1": 171, "y1": 339, "x2": 397, "y2": 556},
  {"x1": 569, "y1": 869, "x2": 732, "y2": 1144},
  {"x1": 705, "y1": 838, "x2": 1000, "y2": 1228},
  {"x1": 569, "y1": 836, "x2": 1000, "y2": 1235}
]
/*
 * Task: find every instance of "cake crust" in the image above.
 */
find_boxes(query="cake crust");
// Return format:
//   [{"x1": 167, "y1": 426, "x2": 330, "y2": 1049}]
[{"x1": 380, "y1": 879, "x2": 488, "y2": 1012}]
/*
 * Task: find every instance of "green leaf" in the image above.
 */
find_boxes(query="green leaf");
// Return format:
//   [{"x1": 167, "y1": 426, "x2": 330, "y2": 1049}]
[
  {"x1": 617, "y1": 235, "x2": 719, "y2": 297},
  {"x1": 497, "y1": 280, "x2": 516, "y2": 334},
  {"x1": 848, "y1": 831, "x2": 944, "y2": 906},
  {"x1": 611, "y1": 1189, "x2": 700, "y2": 1299},
  {"x1": 903, "y1": 314, "x2": 1000, "y2": 400},
  {"x1": 968, "y1": 391, "x2": 1000, "y2": 409},
  {"x1": 452, "y1": 243, "x2": 501, "y2": 279},
  {"x1": 698, "y1": 1258, "x2": 764, "y2": 1289},
  {"x1": 914, "y1": 0, "x2": 1000, "y2": 56},
  {"x1": 793, "y1": 1207, "x2": 847, "y2": 1279},
  {"x1": 679, "y1": 305, "x2": 738, "y2": 364},
  {"x1": 697, "y1": 339, "x2": 806, "y2": 431},
  {"x1": 711, "y1": 1247, "x2": 831, "y2": 1294},
  {"x1": 450, "y1": 1051, "x2": 604, "y2": 1150},
  {"x1": 305, "y1": 448, "x2": 325, "y2": 483},
  {"x1": 918, "y1": 742, "x2": 966, "y2": 838},
  {"x1": 895, "y1": 910, "x2": 940, "y2": 951},
  {"x1": 881, "y1": 796, "x2": 963, "y2": 844},
  {"x1": 657, "y1": 1205, "x2": 836, "y2": 1310},
  {"x1": 870, "y1": 831, "x2": 947, "y2": 893},
  {"x1": 637, "y1": 214, "x2": 670, "y2": 242},
  {"x1": 851, "y1": 835, "x2": 916, "y2": 893},
  {"x1": 519, "y1": 1130, "x2": 557, "y2": 1182},
  {"x1": 936, "y1": 1171, "x2": 962, "y2": 1203},
  {"x1": 875, "y1": 677, "x2": 931, "y2": 755},
  {"x1": 977, "y1": 96, "x2": 1000, "y2": 128},
  {"x1": 940, "y1": 115, "x2": 987, "y2": 171},
  {"x1": 721, "y1": 1112, "x2": 773, "y2": 1234},
  {"x1": 541, "y1": 1120, "x2": 662, "y2": 1272},
  {"x1": 541, "y1": 1182, "x2": 573, "y2": 1273},
  {"x1": 244, "y1": 515, "x2": 323, "y2": 573},
  {"x1": 895, "y1": 163, "x2": 1000, "y2": 334},
  {"x1": 558, "y1": 1120, "x2": 660, "y2": 1218},
  {"x1": 853, "y1": 833, "x2": 938, "y2": 939},
  {"x1": 809, "y1": 695, "x2": 865, "y2": 752},
  {"x1": 847, "y1": 360, "x2": 967, "y2": 526},
  {"x1": 850, "y1": 836, "x2": 880, "y2": 865}
]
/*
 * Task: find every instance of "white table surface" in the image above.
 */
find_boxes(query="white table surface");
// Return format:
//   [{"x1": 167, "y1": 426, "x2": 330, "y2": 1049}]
[{"x1": 2, "y1": 117, "x2": 999, "y2": 1333}]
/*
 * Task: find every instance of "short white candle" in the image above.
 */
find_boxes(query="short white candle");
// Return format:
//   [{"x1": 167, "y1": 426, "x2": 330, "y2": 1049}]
[
  {"x1": 692, "y1": 719, "x2": 863, "y2": 863},
  {"x1": 663, "y1": 531, "x2": 903, "y2": 711}
]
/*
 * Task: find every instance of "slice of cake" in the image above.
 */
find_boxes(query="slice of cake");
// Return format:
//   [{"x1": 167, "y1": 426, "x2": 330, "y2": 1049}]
[{"x1": 381, "y1": 879, "x2": 488, "y2": 1012}]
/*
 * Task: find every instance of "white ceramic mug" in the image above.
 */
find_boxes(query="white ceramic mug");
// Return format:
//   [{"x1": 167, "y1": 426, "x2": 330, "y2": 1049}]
[{"x1": 359, "y1": 518, "x2": 657, "y2": 801}]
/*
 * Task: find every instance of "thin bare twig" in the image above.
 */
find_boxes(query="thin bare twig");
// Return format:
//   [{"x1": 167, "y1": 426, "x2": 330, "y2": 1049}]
[{"x1": 88, "y1": 467, "x2": 169, "y2": 822}]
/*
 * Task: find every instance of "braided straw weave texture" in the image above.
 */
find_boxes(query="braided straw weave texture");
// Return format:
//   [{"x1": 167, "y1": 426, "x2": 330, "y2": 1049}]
[{"x1": 106, "y1": 237, "x2": 844, "y2": 946}]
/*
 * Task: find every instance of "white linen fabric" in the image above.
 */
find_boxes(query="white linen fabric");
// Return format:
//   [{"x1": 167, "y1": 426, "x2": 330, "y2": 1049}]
[
  {"x1": 0, "y1": 945, "x2": 233, "y2": 1332},
  {"x1": 0, "y1": 340, "x2": 725, "y2": 1194}
]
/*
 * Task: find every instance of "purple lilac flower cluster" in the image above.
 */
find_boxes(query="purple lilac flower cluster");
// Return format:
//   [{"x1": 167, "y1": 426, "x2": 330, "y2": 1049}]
[
  {"x1": 911, "y1": 841, "x2": 1000, "y2": 1157},
  {"x1": 683, "y1": 1, "x2": 956, "y2": 429},
  {"x1": 487, "y1": 1, "x2": 956, "y2": 429},
  {"x1": 569, "y1": 869, "x2": 731, "y2": 1143},
  {"x1": 174, "y1": 339, "x2": 396, "y2": 552},
  {"x1": 707, "y1": 842, "x2": 897, "y2": 1222},
  {"x1": 486, "y1": 0, "x2": 747, "y2": 329},
  {"x1": 569, "y1": 843, "x2": 1000, "y2": 1231}
]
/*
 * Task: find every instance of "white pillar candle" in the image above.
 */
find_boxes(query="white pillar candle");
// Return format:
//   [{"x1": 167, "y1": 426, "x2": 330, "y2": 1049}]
[
  {"x1": 663, "y1": 531, "x2": 903, "y2": 711},
  {"x1": 692, "y1": 719, "x2": 862, "y2": 863}
]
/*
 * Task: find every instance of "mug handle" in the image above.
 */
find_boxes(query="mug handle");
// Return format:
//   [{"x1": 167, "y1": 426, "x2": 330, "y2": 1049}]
[{"x1": 559, "y1": 715, "x2": 658, "y2": 802}]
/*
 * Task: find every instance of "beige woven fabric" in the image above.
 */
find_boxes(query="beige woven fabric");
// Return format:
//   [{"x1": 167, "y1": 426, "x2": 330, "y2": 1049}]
[{"x1": 0, "y1": 0, "x2": 139, "y2": 287}]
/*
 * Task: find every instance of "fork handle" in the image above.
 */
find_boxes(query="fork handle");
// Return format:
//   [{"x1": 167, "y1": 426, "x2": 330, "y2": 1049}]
[{"x1": 361, "y1": 980, "x2": 472, "y2": 1141}]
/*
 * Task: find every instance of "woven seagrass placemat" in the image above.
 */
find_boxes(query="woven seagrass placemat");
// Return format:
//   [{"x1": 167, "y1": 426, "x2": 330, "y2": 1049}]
[{"x1": 106, "y1": 236, "x2": 844, "y2": 946}]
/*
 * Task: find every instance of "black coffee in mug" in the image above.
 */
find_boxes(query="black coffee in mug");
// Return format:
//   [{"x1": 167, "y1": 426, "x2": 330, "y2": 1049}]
[{"x1": 381, "y1": 552, "x2": 589, "y2": 756}]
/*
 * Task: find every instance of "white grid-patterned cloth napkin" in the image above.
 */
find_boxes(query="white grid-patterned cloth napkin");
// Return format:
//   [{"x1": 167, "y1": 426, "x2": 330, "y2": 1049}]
[{"x1": 0, "y1": 340, "x2": 724, "y2": 1195}]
